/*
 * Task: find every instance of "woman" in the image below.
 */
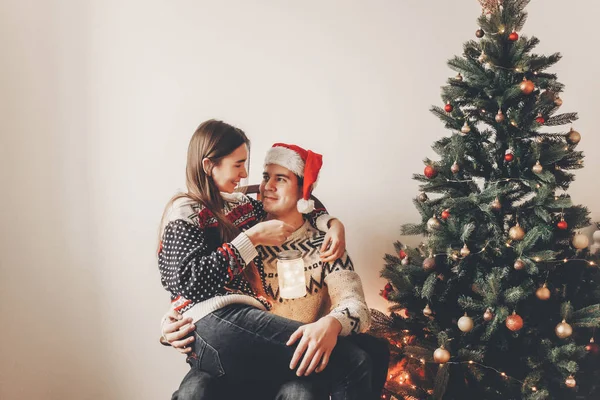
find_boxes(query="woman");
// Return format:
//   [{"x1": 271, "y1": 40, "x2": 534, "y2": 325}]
[{"x1": 158, "y1": 119, "x2": 373, "y2": 399}]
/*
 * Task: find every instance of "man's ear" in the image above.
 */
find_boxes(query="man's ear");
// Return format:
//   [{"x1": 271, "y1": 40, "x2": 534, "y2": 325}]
[{"x1": 202, "y1": 158, "x2": 213, "y2": 176}]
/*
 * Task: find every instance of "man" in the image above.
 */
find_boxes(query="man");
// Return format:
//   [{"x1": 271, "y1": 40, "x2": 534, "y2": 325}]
[{"x1": 163, "y1": 143, "x2": 389, "y2": 399}]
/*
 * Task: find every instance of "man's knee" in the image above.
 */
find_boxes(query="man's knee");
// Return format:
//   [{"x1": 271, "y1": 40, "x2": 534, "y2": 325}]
[
  {"x1": 176, "y1": 368, "x2": 221, "y2": 400},
  {"x1": 275, "y1": 380, "x2": 328, "y2": 400}
]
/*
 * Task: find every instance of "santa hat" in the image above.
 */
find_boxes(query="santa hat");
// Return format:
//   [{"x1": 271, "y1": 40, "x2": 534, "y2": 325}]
[{"x1": 264, "y1": 143, "x2": 323, "y2": 214}]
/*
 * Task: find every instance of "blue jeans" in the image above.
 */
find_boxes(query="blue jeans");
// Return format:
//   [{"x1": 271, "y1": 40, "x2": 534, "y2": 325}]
[
  {"x1": 173, "y1": 305, "x2": 390, "y2": 399},
  {"x1": 175, "y1": 304, "x2": 373, "y2": 400}
]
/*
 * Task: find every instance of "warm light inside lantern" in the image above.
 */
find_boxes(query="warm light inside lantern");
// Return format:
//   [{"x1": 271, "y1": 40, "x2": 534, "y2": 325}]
[{"x1": 277, "y1": 250, "x2": 307, "y2": 299}]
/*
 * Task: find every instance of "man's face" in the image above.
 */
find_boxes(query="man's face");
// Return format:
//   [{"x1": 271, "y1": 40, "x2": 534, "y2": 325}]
[{"x1": 260, "y1": 164, "x2": 303, "y2": 218}]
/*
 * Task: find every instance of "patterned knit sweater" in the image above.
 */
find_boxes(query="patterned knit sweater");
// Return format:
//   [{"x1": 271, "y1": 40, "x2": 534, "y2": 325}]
[
  {"x1": 158, "y1": 192, "x2": 332, "y2": 322},
  {"x1": 258, "y1": 221, "x2": 371, "y2": 336}
]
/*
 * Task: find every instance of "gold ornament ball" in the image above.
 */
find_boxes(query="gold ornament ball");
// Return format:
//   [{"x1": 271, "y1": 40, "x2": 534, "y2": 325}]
[
  {"x1": 461, "y1": 121, "x2": 471, "y2": 134},
  {"x1": 483, "y1": 308, "x2": 494, "y2": 322},
  {"x1": 572, "y1": 233, "x2": 590, "y2": 249},
  {"x1": 555, "y1": 319, "x2": 573, "y2": 339},
  {"x1": 433, "y1": 346, "x2": 451, "y2": 363},
  {"x1": 458, "y1": 313, "x2": 474, "y2": 332},
  {"x1": 532, "y1": 161, "x2": 543, "y2": 174},
  {"x1": 567, "y1": 128, "x2": 581, "y2": 144},
  {"x1": 460, "y1": 244, "x2": 471, "y2": 257},
  {"x1": 509, "y1": 224, "x2": 526, "y2": 241},
  {"x1": 554, "y1": 97, "x2": 563, "y2": 106},
  {"x1": 536, "y1": 284, "x2": 551, "y2": 300},
  {"x1": 491, "y1": 197, "x2": 502, "y2": 211},
  {"x1": 455, "y1": 73, "x2": 463, "y2": 82},
  {"x1": 451, "y1": 162, "x2": 461, "y2": 174},
  {"x1": 423, "y1": 257, "x2": 436, "y2": 271},
  {"x1": 565, "y1": 376, "x2": 576, "y2": 388},
  {"x1": 513, "y1": 259, "x2": 526, "y2": 271},
  {"x1": 427, "y1": 217, "x2": 442, "y2": 232},
  {"x1": 423, "y1": 304, "x2": 433, "y2": 316},
  {"x1": 495, "y1": 110, "x2": 505, "y2": 123},
  {"x1": 418, "y1": 192, "x2": 429, "y2": 202}
]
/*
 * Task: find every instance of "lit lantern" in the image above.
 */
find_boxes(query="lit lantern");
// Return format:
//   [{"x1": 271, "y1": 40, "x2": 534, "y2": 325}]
[{"x1": 277, "y1": 250, "x2": 307, "y2": 299}]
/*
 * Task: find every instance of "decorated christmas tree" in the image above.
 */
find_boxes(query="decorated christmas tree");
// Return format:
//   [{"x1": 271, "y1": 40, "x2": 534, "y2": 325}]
[{"x1": 376, "y1": 1, "x2": 600, "y2": 399}]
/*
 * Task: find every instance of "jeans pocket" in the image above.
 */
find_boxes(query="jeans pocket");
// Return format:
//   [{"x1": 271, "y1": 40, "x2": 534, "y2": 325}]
[{"x1": 191, "y1": 332, "x2": 225, "y2": 378}]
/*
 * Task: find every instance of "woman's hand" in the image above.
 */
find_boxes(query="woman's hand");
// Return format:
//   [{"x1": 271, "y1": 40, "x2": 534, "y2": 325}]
[
  {"x1": 161, "y1": 309, "x2": 196, "y2": 354},
  {"x1": 246, "y1": 219, "x2": 295, "y2": 246},
  {"x1": 320, "y1": 219, "x2": 346, "y2": 262}
]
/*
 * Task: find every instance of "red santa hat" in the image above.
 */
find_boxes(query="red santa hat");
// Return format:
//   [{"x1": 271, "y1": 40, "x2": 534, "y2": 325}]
[{"x1": 264, "y1": 143, "x2": 323, "y2": 214}]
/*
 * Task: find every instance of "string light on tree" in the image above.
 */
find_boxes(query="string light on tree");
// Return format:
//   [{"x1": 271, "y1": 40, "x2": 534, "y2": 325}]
[{"x1": 565, "y1": 376, "x2": 576, "y2": 388}]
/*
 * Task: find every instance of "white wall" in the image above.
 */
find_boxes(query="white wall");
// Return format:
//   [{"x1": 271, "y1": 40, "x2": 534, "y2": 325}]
[{"x1": 1, "y1": 1, "x2": 598, "y2": 398}]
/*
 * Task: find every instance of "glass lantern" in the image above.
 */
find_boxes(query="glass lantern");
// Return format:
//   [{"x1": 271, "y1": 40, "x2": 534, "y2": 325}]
[{"x1": 277, "y1": 250, "x2": 307, "y2": 299}]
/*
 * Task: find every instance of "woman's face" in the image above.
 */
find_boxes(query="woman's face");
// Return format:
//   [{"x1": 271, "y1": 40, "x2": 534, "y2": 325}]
[{"x1": 210, "y1": 144, "x2": 249, "y2": 193}]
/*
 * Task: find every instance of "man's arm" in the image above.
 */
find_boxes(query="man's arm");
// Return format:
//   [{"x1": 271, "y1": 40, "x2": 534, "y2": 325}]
[{"x1": 323, "y1": 251, "x2": 372, "y2": 335}]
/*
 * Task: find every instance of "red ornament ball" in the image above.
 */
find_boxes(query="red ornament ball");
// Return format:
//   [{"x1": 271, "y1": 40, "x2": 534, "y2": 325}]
[
  {"x1": 444, "y1": 103, "x2": 453, "y2": 113},
  {"x1": 536, "y1": 115, "x2": 545, "y2": 124},
  {"x1": 385, "y1": 283, "x2": 393, "y2": 292},
  {"x1": 441, "y1": 209, "x2": 451, "y2": 220},
  {"x1": 504, "y1": 153, "x2": 514, "y2": 162},
  {"x1": 381, "y1": 290, "x2": 389, "y2": 300},
  {"x1": 586, "y1": 342, "x2": 599, "y2": 355},
  {"x1": 508, "y1": 32, "x2": 519, "y2": 41},
  {"x1": 399, "y1": 249, "x2": 407, "y2": 259},
  {"x1": 557, "y1": 220, "x2": 568, "y2": 230},
  {"x1": 424, "y1": 165, "x2": 438, "y2": 179},
  {"x1": 506, "y1": 312, "x2": 524, "y2": 331},
  {"x1": 520, "y1": 79, "x2": 535, "y2": 95}
]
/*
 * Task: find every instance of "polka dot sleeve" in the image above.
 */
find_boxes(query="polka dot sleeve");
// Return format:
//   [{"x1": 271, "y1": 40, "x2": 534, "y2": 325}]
[{"x1": 158, "y1": 219, "x2": 246, "y2": 302}]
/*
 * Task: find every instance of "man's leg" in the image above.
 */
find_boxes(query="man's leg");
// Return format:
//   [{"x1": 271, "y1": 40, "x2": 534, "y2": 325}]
[
  {"x1": 274, "y1": 379, "x2": 330, "y2": 400},
  {"x1": 172, "y1": 367, "x2": 225, "y2": 400},
  {"x1": 347, "y1": 334, "x2": 391, "y2": 400},
  {"x1": 190, "y1": 304, "x2": 371, "y2": 400}
]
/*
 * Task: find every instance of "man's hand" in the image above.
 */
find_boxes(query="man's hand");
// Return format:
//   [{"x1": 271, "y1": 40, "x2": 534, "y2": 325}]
[
  {"x1": 320, "y1": 219, "x2": 346, "y2": 262},
  {"x1": 286, "y1": 316, "x2": 343, "y2": 376},
  {"x1": 162, "y1": 309, "x2": 196, "y2": 354}
]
